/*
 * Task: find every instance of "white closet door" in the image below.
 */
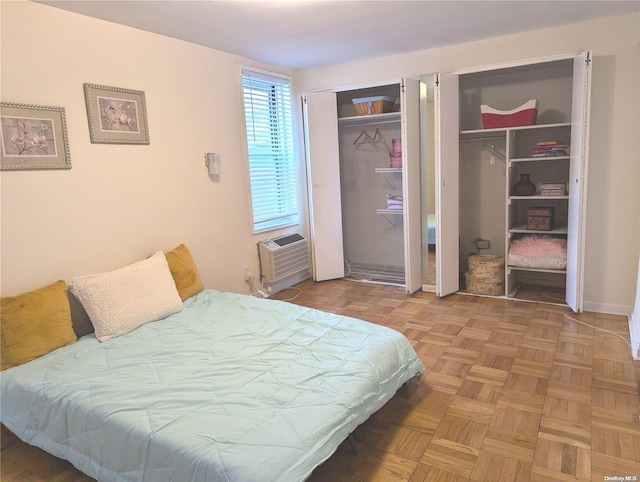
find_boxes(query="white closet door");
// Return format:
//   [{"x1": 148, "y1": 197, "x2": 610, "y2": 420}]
[
  {"x1": 435, "y1": 73, "x2": 460, "y2": 297},
  {"x1": 402, "y1": 78, "x2": 422, "y2": 293},
  {"x1": 302, "y1": 92, "x2": 345, "y2": 281},
  {"x1": 565, "y1": 51, "x2": 592, "y2": 312}
]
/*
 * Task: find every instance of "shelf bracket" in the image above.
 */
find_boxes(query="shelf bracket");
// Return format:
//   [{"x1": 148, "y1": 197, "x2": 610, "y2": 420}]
[
  {"x1": 379, "y1": 214, "x2": 397, "y2": 228},
  {"x1": 383, "y1": 178, "x2": 397, "y2": 190}
]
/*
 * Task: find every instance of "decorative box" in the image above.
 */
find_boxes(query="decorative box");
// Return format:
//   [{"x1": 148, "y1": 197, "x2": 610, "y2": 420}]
[
  {"x1": 540, "y1": 182, "x2": 566, "y2": 196},
  {"x1": 481, "y1": 99, "x2": 538, "y2": 129},
  {"x1": 389, "y1": 152, "x2": 402, "y2": 168},
  {"x1": 526, "y1": 206, "x2": 555, "y2": 231},
  {"x1": 352, "y1": 96, "x2": 395, "y2": 116}
]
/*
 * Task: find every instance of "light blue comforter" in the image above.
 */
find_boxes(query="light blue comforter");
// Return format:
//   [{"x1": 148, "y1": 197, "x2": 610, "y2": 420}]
[{"x1": 1, "y1": 290, "x2": 424, "y2": 481}]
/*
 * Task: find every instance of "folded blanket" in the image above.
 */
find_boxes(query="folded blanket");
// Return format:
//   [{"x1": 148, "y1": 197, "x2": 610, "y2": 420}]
[
  {"x1": 387, "y1": 195, "x2": 403, "y2": 210},
  {"x1": 508, "y1": 235, "x2": 567, "y2": 270}
]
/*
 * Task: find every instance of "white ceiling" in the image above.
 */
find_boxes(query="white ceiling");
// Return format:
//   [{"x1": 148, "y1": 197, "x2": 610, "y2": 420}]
[{"x1": 38, "y1": 0, "x2": 640, "y2": 69}]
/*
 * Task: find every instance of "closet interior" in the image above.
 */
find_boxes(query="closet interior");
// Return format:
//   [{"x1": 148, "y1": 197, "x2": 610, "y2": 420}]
[
  {"x1": 453, "y1": 54, "x2": 588, "y2": 308},
  {"x1": 336, "y1": 84, "x2": 405, "y2": 285},
  {"x1": 304, "y1": 53, "x2": 588, "y2": 310}
]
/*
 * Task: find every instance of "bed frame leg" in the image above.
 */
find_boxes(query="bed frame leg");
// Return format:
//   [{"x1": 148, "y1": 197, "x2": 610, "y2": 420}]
[{"x1": 347, "y1": 433, "x2": 358, "y2": 455}]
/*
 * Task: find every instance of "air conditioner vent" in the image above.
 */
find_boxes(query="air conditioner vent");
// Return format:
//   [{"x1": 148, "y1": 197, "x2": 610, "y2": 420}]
[
  {"x1": 272, "y1": 233, "x2": 305, "y2": 247},
  {"x1": 258, "y1": 234, "x2": 310, "y2": 284}
]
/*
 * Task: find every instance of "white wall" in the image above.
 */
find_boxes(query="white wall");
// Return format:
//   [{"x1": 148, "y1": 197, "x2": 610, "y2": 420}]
[
  {"x1": 630, "y1": 257, "x2": 640, "y2": 359},
  {"x1": 2, "y1": 3, "x2": 639, "y2": 316},
  {"x1": 297, "y1": 12, "x2": 640, "y2": 314},
  {"x1": 0, "y1": 1, "x2": 306, "y2": 297}
]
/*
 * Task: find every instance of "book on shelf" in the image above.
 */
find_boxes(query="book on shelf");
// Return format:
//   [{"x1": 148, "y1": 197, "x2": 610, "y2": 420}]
[{"x1": 531, "y1": 140, "x2": 569, "y2": 157}]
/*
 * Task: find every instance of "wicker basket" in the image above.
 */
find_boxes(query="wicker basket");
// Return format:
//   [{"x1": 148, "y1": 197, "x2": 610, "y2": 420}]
[
  {"x1": 352, "y1": 96, "x2": 395, "y2": 116},
  {"x1": 464, "y1": 272, "x2": 504, "y2": 296},
  {"x1": 468, "y1": 255, "x2": 505, "y2": 278},
  {"x1": 465, "y1": 255, "x2": 505, "y2": 296}
]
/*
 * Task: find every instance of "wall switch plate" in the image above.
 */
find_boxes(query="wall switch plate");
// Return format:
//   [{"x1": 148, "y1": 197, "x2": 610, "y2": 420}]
[{"x1": 205, "y1": 153, "x2": 221, "y2": 175}]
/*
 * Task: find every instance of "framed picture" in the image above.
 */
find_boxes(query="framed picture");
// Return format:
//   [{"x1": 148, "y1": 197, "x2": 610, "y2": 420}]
[
  {"x1": 0, "y1": 102, "x2": 71, "y2": 170},
  {"x1": 84, "y1": 83, "x2": 149, "y2": 144}
]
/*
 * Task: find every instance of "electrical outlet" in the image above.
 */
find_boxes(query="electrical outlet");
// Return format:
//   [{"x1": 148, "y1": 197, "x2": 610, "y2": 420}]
[
  {"x1": 244, "y1": 266, "x2": 252, "y2": 282},
  {"x1": 476, "y1": 239, "x2": 490, "y2": 250}
]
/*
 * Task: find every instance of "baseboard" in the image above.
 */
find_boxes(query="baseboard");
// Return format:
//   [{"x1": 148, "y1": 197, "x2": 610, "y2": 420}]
[
  {"x1": 580, "y1": 301, "x2": 638, "y2": 359},
  {"x1": 582, "y1": 300, "x2": 632, "y2": 316},
  {"x1": 629, "y1": 312, "x2": 640, "y2": 361},
  {"x1": 421, "y1": 283, "x2": 436, "y2": 293}
]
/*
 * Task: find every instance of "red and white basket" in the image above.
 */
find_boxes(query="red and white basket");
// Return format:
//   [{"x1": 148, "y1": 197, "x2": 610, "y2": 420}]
[{"x1": 481, "y1": 100, "x2": 538, "y2": 129}]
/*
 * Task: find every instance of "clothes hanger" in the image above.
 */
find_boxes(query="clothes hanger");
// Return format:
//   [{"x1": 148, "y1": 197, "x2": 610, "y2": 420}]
[
  {"x1": 373, "y1": 128, "x2": 386, "y2": 145},
  {"x1": 353, "y1": 129, "x2": 374, "y2": 145}
]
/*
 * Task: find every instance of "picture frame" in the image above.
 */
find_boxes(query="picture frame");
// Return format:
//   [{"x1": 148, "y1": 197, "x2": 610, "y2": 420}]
[
  {"x1": 84, "y1": 83, "x2": 149, "y2": 144},
  {"x1": 0, "y1": 102, "x2": 71, "y2": 170}
]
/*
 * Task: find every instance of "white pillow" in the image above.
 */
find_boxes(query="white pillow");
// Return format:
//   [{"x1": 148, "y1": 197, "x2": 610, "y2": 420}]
[{"x1": 70, "y1": 251, "x2": 184, "y2": 342}]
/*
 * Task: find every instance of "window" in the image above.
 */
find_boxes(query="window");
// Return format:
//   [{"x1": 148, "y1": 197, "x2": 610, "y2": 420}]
[{"x1": 241, "y1": 68, "x2": 298, "y2": 233}]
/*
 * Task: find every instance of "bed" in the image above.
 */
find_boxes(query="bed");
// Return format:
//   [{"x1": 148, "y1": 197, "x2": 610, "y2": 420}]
[
  {"x1": 427, "y1": 213, "x2": 436, "y2": 245},
  {"x1": 0, "y1": 246, "x2": 424, "y2": 482}
]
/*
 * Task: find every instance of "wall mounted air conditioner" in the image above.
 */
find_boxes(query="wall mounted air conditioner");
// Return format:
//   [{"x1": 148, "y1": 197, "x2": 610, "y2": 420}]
[{"x1": 258, "y1": 233, "x2": 310, "y2": 284}]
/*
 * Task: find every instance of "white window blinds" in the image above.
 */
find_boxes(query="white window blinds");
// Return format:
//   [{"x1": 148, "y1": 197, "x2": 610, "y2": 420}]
[{"x1": 241, "y1": 68, "x2": 298, "y2": 233}]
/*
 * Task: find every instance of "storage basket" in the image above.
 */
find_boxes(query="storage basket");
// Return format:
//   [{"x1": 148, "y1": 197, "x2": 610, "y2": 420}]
[
  {"x1": 465, "y1": 255, "x2": 505, "y2": 296},
  {"x1": 352, "y1": 96, "x2": 395, "y2": 116},
  {"x1": 464, "y1": 272, "x2": 505, "y2": 296},
  {"x1": 468, "y1": 255, "x2": 505, "y2": 278},
  {"x1": 481, "y1": 99, "x2": 538, "y2": 129}
]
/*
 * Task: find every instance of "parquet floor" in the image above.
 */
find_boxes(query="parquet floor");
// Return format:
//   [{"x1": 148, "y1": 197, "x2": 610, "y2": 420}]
[{"x1": 2, "y1": 279, "x2": 639, "y2": 481}]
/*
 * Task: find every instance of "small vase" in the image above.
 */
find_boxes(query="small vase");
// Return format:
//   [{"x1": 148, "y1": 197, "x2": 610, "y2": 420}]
[{"x1": 513, "y1": 173, "x2": 536, "y2": 196}]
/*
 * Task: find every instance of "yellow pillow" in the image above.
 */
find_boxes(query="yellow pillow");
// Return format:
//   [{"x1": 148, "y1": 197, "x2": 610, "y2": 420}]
[
  {"x1": 165, "y1": 244, "x2": 204, "y2": 301},
  {"x1": 1, "y1": 280, "x2": 77, "y2": 370}
]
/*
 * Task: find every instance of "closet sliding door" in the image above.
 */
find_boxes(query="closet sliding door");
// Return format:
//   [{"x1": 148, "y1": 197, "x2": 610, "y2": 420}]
[
  {"x1": 402, "y1": 78, "x2": 422, "y2": 293},
  {"x1": 434, "y1": 73, "x2": 460, "y2": 297},
  {"x1": 565, "y1": 51, "x2": 592, "y2": 312},
  {"x1": 302, "y1": 92, "x2": 345, "y2": 281}
]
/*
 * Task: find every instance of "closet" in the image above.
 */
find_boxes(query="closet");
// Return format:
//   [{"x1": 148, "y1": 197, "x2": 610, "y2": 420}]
[
  {"x1": 434, "y1": 52, "x2": 591, "y2": 311},
  {"x1": 303, "y1": 79, "x2": 421, "y2": 292}
]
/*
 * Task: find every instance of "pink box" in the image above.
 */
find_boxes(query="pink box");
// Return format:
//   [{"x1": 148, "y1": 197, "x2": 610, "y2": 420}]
[
  {"x1": 389, "y1": 152, "x2": 402, "y2": 168},
  {"x1": 481, "y1": 100, "x2": 538, "y2": 129}
]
